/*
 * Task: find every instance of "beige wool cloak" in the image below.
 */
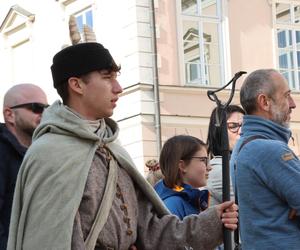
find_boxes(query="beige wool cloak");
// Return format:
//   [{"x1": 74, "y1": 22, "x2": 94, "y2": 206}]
[{"x1": 8, "y1": 101, "x2": 223, "y2": 250}]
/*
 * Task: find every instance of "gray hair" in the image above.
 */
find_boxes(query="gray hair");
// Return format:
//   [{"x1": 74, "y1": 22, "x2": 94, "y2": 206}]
[{"x1": 240, "y1": 69, "x2": 278, "y2": 114}]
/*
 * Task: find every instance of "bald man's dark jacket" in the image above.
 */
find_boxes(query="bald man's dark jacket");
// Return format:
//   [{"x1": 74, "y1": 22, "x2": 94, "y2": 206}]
[{"x1": 0, "y1": 123, "x2": 26, "y2": 250}]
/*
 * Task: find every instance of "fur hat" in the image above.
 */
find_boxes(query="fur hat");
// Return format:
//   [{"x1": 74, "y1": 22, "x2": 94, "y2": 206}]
[{"x1": 51, "y1": 42, "x2": 116, "y2": 88}]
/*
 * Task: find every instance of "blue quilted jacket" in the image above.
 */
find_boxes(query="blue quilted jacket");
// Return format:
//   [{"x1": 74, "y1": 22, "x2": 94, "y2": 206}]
[{"x1": 154, "y1": 180, "x2": 209, "y2": 220}]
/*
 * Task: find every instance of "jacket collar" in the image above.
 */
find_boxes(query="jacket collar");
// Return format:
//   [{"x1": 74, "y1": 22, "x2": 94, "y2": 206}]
[
  {"x1": 242, "y1": 115, "x2": 291, "y2": 143},
  {"x1": 0, "y1": 123, "x2": 27, "y2": 156}
]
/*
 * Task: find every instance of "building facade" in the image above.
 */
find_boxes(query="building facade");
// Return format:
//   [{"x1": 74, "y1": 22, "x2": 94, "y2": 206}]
[{"x1": 0, "y1": 0, "x2": 300, "y2": 174}]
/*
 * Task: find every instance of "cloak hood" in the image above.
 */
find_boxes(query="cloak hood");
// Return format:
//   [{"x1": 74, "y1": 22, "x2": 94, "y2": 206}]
[{"x1": 33, "y1": 100, "x2": 118, "y2": 144}]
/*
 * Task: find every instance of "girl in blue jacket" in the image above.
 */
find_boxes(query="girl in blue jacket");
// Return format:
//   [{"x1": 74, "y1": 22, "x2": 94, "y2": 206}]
[{"x1": 154, "y1": 135, "x2": 211, "y2": 219}]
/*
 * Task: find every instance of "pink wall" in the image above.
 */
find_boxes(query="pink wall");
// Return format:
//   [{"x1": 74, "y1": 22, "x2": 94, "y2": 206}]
[
  {"x1": 155, "y1": 0, "x2": 181, "y2": 86},
  {"x1": 228, "y1": 0, "x2": 275, "y2": 75}
]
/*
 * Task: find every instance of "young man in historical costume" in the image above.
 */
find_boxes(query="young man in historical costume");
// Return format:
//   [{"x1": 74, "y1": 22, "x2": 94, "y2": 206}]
[{"x1": 8, "y1": 42, "x2": 238, "y2": 250}]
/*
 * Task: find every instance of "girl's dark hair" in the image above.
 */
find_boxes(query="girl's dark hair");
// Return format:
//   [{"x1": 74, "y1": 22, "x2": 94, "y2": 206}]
[
  {"x1": 159, "y1": 135, "x2": 206, "y2": 188},
  {"x1": 206, "y1": 104, "x2": 245, "y2": 158}
]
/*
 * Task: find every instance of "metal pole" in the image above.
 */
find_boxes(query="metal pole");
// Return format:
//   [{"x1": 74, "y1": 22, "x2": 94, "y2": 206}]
[
  {"x1": 207, "y1": 71, "x2": 246, "y2": 250},
  {"x1": 220, "y1": 106, "x2": 232, "y2": 250},
  {"x1": 150, "y1": 0, "x2": 162, "y2": 154}
]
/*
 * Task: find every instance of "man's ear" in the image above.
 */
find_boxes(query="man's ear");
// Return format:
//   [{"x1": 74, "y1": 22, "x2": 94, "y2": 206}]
[
  {"x1": 257, "y1": 94, "x2": 271, "y2": 112},
  {"x1": 3, "y1": 107, "x2": 15, "y2": 124},
  {"x1": 68, "y1": 77, "x2": 84, "y2": 96}
]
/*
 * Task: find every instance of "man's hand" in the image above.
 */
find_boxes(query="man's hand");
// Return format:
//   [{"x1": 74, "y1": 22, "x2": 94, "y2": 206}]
[{"x1": 215, "y1": 201, "x2": 238, "y2": 230}]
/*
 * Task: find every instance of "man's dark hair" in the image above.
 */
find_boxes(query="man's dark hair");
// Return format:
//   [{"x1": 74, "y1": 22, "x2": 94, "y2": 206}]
[{"x1": 206, "y1": 104, "x2": 245, "y2": 157}]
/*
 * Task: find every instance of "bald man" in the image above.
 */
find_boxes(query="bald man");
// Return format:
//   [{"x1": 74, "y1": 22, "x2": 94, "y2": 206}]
[{"x1": 0, "y1": 84, "x2": 48, "y2": 250}]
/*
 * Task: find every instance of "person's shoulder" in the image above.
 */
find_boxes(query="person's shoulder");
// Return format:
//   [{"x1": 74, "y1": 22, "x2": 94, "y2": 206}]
[
  {"x1": 0, "y1": 132, "x2": 23, "y2": 159},
  {"x1": 24, "y1": 132, "x2": 79, "y2": 166},
  {"x1": 239, "y1": 136, "x2": 279, "y2": 152},
  {"x1": 31, "y1": 132, "x2": 78, "y2": 150},
  {"x1": 164, "y1": 195, "x2": 186, "y2": 208},
  {"x1": 164, "y1": 195, "x2": 187, "y2": 218},
  {"x1": 238, "y1": 137, "x2": 293, "y2": 166},
  {"x1": 155, "y1": 180, "x2": 179, "y2": 200},
  {"x1": 154, "y1": 179, "x2": 164, "y2": 191},
  {"x1": 0, "y1": 137, "x2": 12, "y2": 152},
  {"x1": 0, "y1": 125, "x2": 18, "y2": 149},
  {"x1": 250, "y1": 138, "x2": 287, "y2": 154}
]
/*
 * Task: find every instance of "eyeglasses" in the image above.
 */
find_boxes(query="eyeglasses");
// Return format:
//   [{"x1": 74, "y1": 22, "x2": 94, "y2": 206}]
[
  {"x1": 227, "y1": 122, "x2": 242, "y2": 133},
  {"x1": 9, "y1": 102, "x2": 49, "y2": 114},
  {"x1": 189, "y1": 156, "x2": 208, "y2": 166}
]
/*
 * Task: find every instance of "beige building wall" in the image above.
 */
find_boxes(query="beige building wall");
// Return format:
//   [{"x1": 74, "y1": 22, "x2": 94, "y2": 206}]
[{"x1": 150, "y1": 0, "x2": 300, "y2": 163}]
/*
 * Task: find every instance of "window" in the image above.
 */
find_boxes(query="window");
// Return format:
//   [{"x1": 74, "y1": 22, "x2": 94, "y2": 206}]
[
  {"x1": 74, "y1": 7, "x2": 93, "y2": 33},
  {"x1": 274, "y1": 1, "x2": 300, "y2": 90},
  {"x1": 179, "y1": 0, "x2": 224, "y2": 86}
]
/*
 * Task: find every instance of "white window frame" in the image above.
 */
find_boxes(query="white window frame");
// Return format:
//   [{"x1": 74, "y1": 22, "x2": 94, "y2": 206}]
[
  {"x1": 73, "y1": 6, "x2": 94, "y2": 33},
  {"x1": 272, "y1": 0, "x2": 300, "y2": 91},
  {"x1": 176, "y1": 0, "x2": 228, "y2": 87},
  {"x1": 62, "y1": 0, "x2": 96, "y2": 38}
]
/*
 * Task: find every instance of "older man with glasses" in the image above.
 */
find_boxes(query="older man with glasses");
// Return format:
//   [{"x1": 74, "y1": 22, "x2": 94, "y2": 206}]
[{"x1": 0, "y1": 83, "x2": 48, "y2": 250}]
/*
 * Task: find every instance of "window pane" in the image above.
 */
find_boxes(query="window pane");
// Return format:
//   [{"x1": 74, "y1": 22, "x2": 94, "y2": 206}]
[
  {"x1": 201, "y1": 0, "x2": 217, "y2": 17},
  {"x1": 190, "y1": 63, "x2": 199, "y2": 81},
  {"x1": 206, "y1": 65, "x2": 221, "y2": 86},
  {"x1": 296, "y1": 31, "x2": 300, "y2": 44},
  {"x1": 85, "y1": 10, "x2": 93, "y2": 29},
  {"x1": 181, "y1": 1, "x2": 223, "y2": 86},
  {"x1": 276, "y1": 3, "x2": 291, "y2": 24},
  {"x1": 290, "y1": 71, "x2": 296, "y2": 88},
  {"x1": 279, "y1": 53, "x2": 288, "y2": 69},
  {"x1": 277, "y1": 30, "x2": 286, "y2": 48},
  {"x1": 76, "y1": 15, "x2": 84, "y2": 32},
  {"x1": 203, "y1": 22, "x2": 220, "y2": 65},
  {"x1": 290, "y1": 51, "x2": 294, "y2": 67},
  {"x1": 282, "y1": 70, "x2": 295, "y2": 88},
  {"x1": 289, "y1": 30, "x2": 292, "y2": 46},
  {"x1": 181, "y1": 0, "x2": 197, "y2": 15},
  {"x1": 186, "y1": 61, "x2": 203, "y2": 83},
  {"x1": 278, "y1": 49, "x2": 293, "y2": 68},
  {"x1": 184, "y1": 40, "x2": 201, "y2": 80},
  {"x1": 297, "y1": 51, "x2": 300, "y2": 69},
  {"x1": 278, "y1": 30, "x2": 293, "y2": 48},
  {"x1": 184, "y1": 41, "x2": 200, "y2": 62},
  {"x1": 183, "y1": 23, "x2": 199, "y2": 43},
  {"x1": 294, "y1": 5, "x2": 300, "y2": 23},
  {"x1": 182, "y1": 21, "x2": 200, "y2": 60}
]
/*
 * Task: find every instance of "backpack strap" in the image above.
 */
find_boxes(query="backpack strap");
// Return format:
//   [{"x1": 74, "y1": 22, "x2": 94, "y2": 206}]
[
  {"x1": 238, "y1": 135, "x2": 267, "y2": 154},
  {"x1": 234, "y1": 135, "x2": 267, "y2": 249},
  {"x1": 84, "y1": 147, "x2": 118, "y2": 250}
]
